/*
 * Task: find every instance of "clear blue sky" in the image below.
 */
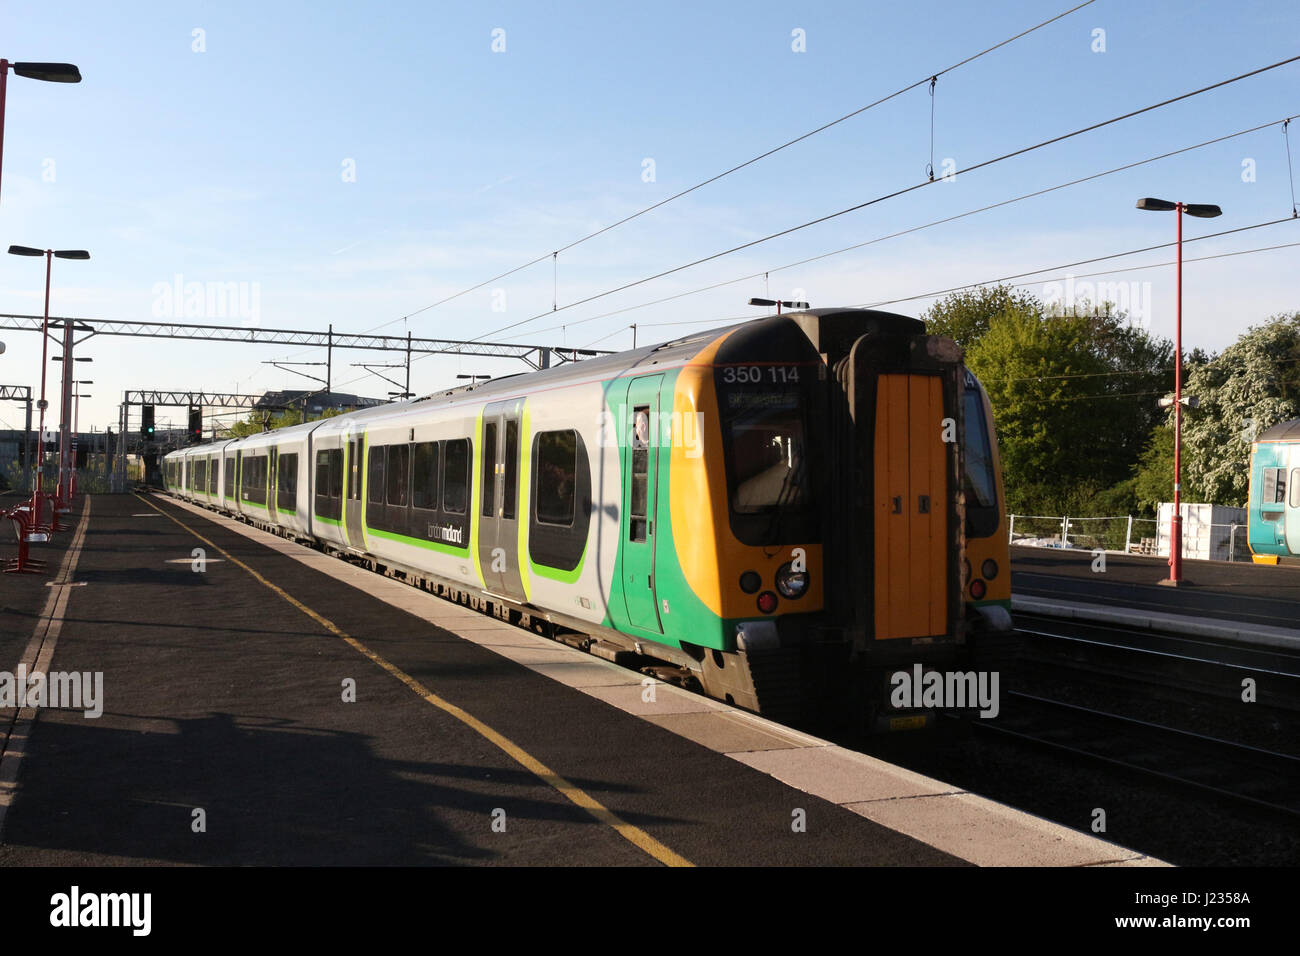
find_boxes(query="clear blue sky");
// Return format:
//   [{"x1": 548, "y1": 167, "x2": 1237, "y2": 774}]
[{"x1": 2, "y1": 0, "x2": 1298, "y2": 434}]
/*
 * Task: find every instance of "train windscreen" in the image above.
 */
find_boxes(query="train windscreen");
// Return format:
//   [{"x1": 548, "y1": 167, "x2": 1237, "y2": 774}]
[
  {"x1": 962, "y1": 381, "x2": 999, "y2": 539},
  {"x1": 717, "y1": 364, "x2": 817, "y2": 544}
]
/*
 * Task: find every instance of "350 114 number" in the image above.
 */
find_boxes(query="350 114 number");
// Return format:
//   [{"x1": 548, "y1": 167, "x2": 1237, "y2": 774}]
[{"x1": 721, "y1": 366, "x2": 801, "y2": 384}]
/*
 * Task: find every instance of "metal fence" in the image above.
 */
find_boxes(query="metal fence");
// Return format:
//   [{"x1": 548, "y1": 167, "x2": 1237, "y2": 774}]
[{"x1": 1008, "y1": 514, "x2": 1251, "y2": 561}]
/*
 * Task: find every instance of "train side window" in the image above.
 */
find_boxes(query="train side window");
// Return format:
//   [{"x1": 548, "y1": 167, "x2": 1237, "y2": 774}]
[
  {"x1": 329, "y1": 449, "x2": 343, "y2": 498},
  {"x1": 224, "y1": 457, "x2": 235, "y2": 497},
  {"x1": 630, "y1": 405, "x2": 650, "y2": 542},
  {"x1": 535, "y1": 430, "x2": 576, "y2": 527},
  {"x1": 315, "y1": 450, "x2": 331, "y2": 510},
  {"x1": 387, "y1": 443, "x2": 410, "y2": 507},
  {"x1": 279, "y1": 453, "x2": 298, "y2": 510},
  {"x1": 347, "y1": 440, "x2": 360, "y2": 500},
  {"x1": 1290, "y1": 469, "x2": 1300, "y2": 508},
  {"x1": 368, "y1": 445, "x2": 385, "y2": 505},
  {"x1": 443, "y1": 438, "x2": 470, "y2": 514},
  {"x1": 412, "y1": 441, "x2": 439, "y2": 510},
  {"x1": 1265, "y1": 467, "x2": 1285, "y2": 505},
  {"x1": 503, "y1": 420, "x2": 519, "y2": 521},
  {"x1": 482, "y1": 422, "x2": 498, "y2": 517}
]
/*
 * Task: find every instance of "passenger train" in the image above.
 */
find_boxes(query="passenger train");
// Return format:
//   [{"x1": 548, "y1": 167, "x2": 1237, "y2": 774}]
[
  {"x1": 164, "y1": 308, "x2": 1012, "y2": 729},
  {"x1": 1248, "y1": 418, "x2": 1300, "y2": 562}
]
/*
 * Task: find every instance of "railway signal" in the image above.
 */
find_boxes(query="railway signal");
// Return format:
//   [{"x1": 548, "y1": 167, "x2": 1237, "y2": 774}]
[
  {"x1": 141, "y1": 404, "x2": 155, "y2": 438},
  {"x1": 188, "y1": 406, "x2": 202, "y2": 443}
]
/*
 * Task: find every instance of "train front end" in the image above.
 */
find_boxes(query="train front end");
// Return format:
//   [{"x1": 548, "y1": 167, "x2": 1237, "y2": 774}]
[
  {"x1": 692, "y1": 308, "x2": 1009, "y2": 730},
  {"x1": 1246, "y1": 420, "x2": 1300, "y2": 562}
]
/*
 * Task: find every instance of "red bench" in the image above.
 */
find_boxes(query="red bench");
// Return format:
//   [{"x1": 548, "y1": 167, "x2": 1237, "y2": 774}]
[{"x1": 4, "y1": 502, "x2": 50, "y2": 574}]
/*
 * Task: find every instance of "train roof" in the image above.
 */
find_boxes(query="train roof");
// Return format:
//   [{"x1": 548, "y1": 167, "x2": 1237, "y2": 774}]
[
  {"x1": 1257, "y1": 419, "x2": 1300, "y2": 442},
  {"x1": 164, "y1": 308, "x2": 927, "y2": 459}
]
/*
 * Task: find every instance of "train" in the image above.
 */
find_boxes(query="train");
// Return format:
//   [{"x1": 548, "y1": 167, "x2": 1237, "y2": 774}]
[
  {"x1": 1248, "y1": 418, "x2": 1300, "y2": 562},
  {"x1": 163, "y1": 307, "x2": 1012, "y2": 730}
]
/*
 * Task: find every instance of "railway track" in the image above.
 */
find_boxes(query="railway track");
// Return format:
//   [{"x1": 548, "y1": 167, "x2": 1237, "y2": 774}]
[
  {"x1": 967, "y1": 690, "x2": 1300, "y2": 818},
  {"x1": 1014, "y1": 612, "x2": 1300, "y2": 713}
]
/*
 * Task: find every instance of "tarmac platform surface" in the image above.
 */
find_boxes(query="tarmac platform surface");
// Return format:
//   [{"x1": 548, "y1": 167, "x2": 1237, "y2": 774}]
[
  {"x1": 1011, "y1": 545, "x2": 1300, "y2": 631},
  {"x1": 0, "y1": 493, "x2": 1159, "y2": 867}
]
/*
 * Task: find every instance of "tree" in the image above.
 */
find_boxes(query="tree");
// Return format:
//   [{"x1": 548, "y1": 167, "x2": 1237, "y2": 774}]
[
  {"x1": 963, "y1": 303, "x2": 1172, "y2": 512},
  {"x1": 1179, "y1": 312, "x2": 1300, "y2": 505},
  {"x1": 921, "y1": 284, "x2": 1043, "y2": 350},
  {"x1": 1132, "y1": 424, "x2": 1173, "y2": 515},
  {"x1": 224, "y1": 405, "x2": 343, "y2": 438}
]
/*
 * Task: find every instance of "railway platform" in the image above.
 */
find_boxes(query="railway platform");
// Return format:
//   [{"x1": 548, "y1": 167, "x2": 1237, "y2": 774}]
[
  {"x1": 0, "y1": 493, "x2": 1159, "y2": 867},
  {"x1": 1011, "y1": 545, "x2": 1300, "y2": 645}
]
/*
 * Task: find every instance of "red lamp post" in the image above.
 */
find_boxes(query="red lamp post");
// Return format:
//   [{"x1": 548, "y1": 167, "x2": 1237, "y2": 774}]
[
  {"x1": 7, "y1": 245, "x2": 90, "y2": 526},
  {"x1": 1136, "y1": 198, "x2": 1222, "y2": 586},
  {"x1": 0, "y1": 60, "x2": 81, "y2": 205}
]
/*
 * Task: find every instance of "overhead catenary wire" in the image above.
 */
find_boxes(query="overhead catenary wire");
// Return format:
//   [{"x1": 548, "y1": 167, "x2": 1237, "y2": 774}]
[
  {"x1": 1284, "y1": 118, "x2": 1298, "y2": 217},
  {"x1": 856, "y1": 217, "x2": 1298, "y2": 309},
  {"x1": 238, "y1": 0, "x2": 1106, "y2": 381},
  {"x1": 539, "y1": 112, "x2": 1300, "y2": 342},
  {"x1": 582, "y1": 235, "x2": 1300, "y2": 346},
  {"x1": 264, "y1": 227, "x2": 1300, "y2": 408},
  {"x1": 341, "y1": 0, "x2": 1098, "y2": 345},
  {"x1": 463, "y1": 54, "x2": 1300, "y2": 347}
]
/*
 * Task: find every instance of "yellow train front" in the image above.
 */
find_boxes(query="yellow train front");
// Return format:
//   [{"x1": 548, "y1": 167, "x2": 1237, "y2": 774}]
[{"x1": 686, "y1": 308, "x2": 1011, "y2": 730}]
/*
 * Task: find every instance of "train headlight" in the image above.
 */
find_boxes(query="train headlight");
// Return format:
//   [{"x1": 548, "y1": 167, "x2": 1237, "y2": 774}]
[
  {"x1": 981, "y1": 558, "x2": 999, "y2": 580},
  {"x1": 775, "y1": 562, "x2": 808, "y2": 599},
  {"x1": 739, "y1": 570, "x2": 762, "y2": 594}
]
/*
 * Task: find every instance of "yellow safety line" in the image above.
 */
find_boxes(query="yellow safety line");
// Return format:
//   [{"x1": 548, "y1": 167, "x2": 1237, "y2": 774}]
[{"x1": 135, "y1": 494, "x2": 692, "y2": 867}]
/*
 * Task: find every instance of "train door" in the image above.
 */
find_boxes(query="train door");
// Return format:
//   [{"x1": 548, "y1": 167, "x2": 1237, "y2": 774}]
[
  {"x1": 872, "y1": 373, "x2": 950, "y2": 640},
  {"x1": 476, "y1": 400, "x2": 526, "y2": 600},
  {"x1": 268, "y1": 446, "x2": 278, "y2": 518},
  {"x1": 620, "y1": 374, "x2": 664, "y2": 633},
  {"x1": 343, "y1": 426, "x2": 365, "y2": 551},
  {"x1": 1285, "y1": 447, "x2": 1300, "y2": 554}
]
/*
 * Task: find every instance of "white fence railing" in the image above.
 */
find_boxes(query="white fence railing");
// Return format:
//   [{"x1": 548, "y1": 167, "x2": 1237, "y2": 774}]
[{"x1": 1007, "y1": 514, "x2": 1251, "y2": 561}]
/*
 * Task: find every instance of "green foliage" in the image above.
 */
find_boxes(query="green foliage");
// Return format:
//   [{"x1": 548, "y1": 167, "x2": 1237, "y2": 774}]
[
  {"x1": 1179, "y1": 311, "x2": 1300, "y2": 506},
  {"x1": 965, "y1": 305, "x2": 1172, "y2": 503},
  {"x1": 1132, "y1": 425, "x2": 1173, "y2": 516},
  {"x1": 225, "y1": 405, "x2": 345, "y2": 438},
  {"x1": 921, "y1": 284, "x2": 1043, "y2": 350}
]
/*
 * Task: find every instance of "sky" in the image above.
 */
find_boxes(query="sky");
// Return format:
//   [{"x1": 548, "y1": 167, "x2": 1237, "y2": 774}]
[{"x1": 2, "y1": 0, "x2": 1298, "y2": 435}]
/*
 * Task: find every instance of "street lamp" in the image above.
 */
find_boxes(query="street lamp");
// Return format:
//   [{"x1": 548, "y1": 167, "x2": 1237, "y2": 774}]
[
  {"x1": 749, "y1": 296, "x2": 810, "y2": 315},
  {"x1": 7, "y1": 245, "x2": 89, "y2": 524},
  {"x1": 1136, "y1": 197, "x2": 1222, "y2": 586},
  {"x1": 0, "y1": 61, "x2": 82, "y2": 205},
  {"x1": 71, "y1": 380, "x2": 92, "y2": 498}
]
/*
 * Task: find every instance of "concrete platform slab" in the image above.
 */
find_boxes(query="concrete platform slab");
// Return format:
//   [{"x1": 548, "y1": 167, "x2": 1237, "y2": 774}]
[
  {"x1": 643, "y1": 711, "x2": 807, "y2": 753},
  {"x1": 843, "y1": 792, "x2": 1150, "y2": 867},
  {"x1": 578, "y1": 682, "x2": 724, "y2": 716},
  {"x1": 733, "y1": 745, "x2": 957, "y2": 804}
]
